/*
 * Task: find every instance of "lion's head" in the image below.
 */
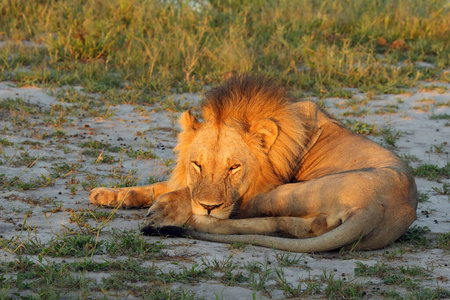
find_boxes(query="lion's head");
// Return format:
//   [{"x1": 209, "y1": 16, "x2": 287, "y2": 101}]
[{"x1": 168, "y1": 76, "x2": 308, "y2": 219}]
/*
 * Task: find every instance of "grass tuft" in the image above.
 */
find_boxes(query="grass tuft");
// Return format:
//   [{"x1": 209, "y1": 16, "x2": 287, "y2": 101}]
[{"x1": 413, "y1": 163, "x2": 450, "y2": 181}]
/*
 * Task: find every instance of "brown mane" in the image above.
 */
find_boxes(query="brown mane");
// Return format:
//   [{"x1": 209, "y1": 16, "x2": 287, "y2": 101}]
[
  {"x1": 169, "y1": 75, "x2": 308, "y2": 194},
  {"x1": 202, "y1": 75, "x2": 289, "y2": 126}
]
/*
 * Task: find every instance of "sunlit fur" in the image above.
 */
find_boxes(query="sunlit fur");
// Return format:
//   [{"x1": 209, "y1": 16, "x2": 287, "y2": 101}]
[
  {"x1": 168, "y1": 75, "x2": 308, "y2": 203},
  {"x1": 90, "y1": 74, "x2": 418, "y2": 252}
]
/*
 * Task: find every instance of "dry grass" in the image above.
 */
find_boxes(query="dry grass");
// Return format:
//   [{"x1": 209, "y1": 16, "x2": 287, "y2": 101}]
[{"x1": 0, "y1": 0, "x2": 449, "y2": 94}]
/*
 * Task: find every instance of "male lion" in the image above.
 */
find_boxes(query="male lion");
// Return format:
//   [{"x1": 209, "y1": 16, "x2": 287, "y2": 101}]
[{"x1": 89, "y1": 75, "x2": 418, "y2": 252}]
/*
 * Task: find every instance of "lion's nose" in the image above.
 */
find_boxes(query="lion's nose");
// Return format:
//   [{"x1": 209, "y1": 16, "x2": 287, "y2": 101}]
[{"x1": 200, "y1": 203, "x2": 223, "y2": 215}]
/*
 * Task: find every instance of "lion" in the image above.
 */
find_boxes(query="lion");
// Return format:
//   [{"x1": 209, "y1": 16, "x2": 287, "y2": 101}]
[{"x1": 89, "y1": 75, "x2": 418, "y2": 252}]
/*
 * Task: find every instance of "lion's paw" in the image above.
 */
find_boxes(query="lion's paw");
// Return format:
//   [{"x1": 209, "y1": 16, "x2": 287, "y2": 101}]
[
  {"x1": 89, "y1": 187, "x2": 141, "y2": 209},
  {"x1": 89, "y1": 187, "x2": 117, "y2": 207},
  {"x1": 145, "y1": 190, "x2": 192, "y2": 227}
]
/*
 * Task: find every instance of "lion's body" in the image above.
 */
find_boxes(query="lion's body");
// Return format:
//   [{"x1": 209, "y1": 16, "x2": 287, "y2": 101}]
[{"x1": 90, "y1": 76, "x2": 417, "y2": 252}]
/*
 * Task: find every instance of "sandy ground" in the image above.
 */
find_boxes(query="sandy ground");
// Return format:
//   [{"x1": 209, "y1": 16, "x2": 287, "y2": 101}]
[{"x1": 0, "y1": 81, "x2": 449, "y2": 299}]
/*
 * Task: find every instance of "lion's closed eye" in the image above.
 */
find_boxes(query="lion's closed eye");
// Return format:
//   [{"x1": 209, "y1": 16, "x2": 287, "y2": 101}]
[
  {"x1": 228, "y1": 164, "x2": 241, "y2": 175},
  {"x1": 192, "y1": 161, "x2": 201, "y2": 172}
]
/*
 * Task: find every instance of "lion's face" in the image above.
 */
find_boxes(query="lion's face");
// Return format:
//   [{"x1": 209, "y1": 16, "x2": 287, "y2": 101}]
[{"x1": 186, "y1": 123, "x2": 259, "y2": 219}]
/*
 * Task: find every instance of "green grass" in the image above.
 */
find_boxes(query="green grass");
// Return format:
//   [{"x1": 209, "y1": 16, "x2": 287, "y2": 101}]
[
  {"x1": 400, "y1": 153, "x2": 420, "y2": 165},
  {"x1": 437, "y1": 232, "x2": 450, "y2": 251},
  {"x1": 381, "y1": 127, "x2": 402, "y2": 147},
  {"x1": 355, "y1": 262, "x2": 428, "y2": 278},
  {"x1": 1, "y1": 229, "x2": 165, "y2": 258},
  {"x1": 430, "y1": 113, "x2": 450, "y2": 120},
  {"x1": 1, "y1": 0, "x2": 449, "y2": 94},
  {"x1": 396, "y1": 225, "x2": 431, "y2": 247},
  {"x1": 432, "y1": 183, "x2": 450, "y2": 195},
  {"x1": 321, "y1": 271, "x2": 364, "y2": 299},
  {"x1": 344, "y1": 120, "x2": 379, "y2": 135},
  {"x1": 0, "y1": 255, "x2": 197, "y2": 299},
  {"x1": 373, "y1": 104, "x2": 399, "y2": 114},
  {"x1": 354, "y1": 262, "x2": 431, "y2": 292},
  {"x1": 413, "y1": 163, "x2": 450, "y2": 180},
  {"x1": 417, "y1": 191, "x2": 430, "y2": 203},
  {"x1": 79, "y1": 140, "x2": 122, "y2": 153}
]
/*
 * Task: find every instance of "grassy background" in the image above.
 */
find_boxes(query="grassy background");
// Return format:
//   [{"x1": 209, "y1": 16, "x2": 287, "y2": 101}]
[{"x1": 1, "y1": 0, "x2": 449, "y2": 96}]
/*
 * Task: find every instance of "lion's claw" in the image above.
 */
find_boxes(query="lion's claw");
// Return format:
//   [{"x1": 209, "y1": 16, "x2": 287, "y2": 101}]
[{"x1": 145, "y1": 209, "x2": 154, "y2": 218}]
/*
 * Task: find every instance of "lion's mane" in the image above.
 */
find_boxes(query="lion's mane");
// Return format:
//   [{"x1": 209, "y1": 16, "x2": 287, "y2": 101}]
[{"x1": 168, "y1": 75, "x2": 309, "y2": 200}]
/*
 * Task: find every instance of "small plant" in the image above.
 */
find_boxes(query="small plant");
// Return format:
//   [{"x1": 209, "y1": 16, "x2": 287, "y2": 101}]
[
  {"x1": 430, "y1": 114, "x2": 450, "y2": 120},
  {"x1": 94, "y1": 152, "x2": 117, "y2": 164},
  {"x1": 247, "y1": 261, "x2": 272, "y2": 291},
  {"x1": 105, "y1": 230, "x2": 165, "y2": 258},
  {"x1": 80, "y1": 140, "x2": 121, "y2": 152},
  {"x1": 275, "y1": 267, "x2": 303, "y2": 297},
  {"x1": 274, "y1": 252, "x2": 303, "y2": 267},
  {"x1": 70, "y1": 185, "x2": 77, "y2": 195},
  {"x1": 0, "y1": 138, "x2": 13, "y2": 146},
  {"x1": 126, "y1": 147, "x2": 158, "y2": 159},
  {"x1": 109, "y1": 170, "x2": 139, "y2": 188},
  {"x1": 417, "y1": 191, "x2": 430, "y2": 203},
  {"x1": 87, "y1": 210, "x2": 114, "y2": 222},
  {"x1": 355, "y1": 261, "x2": 429, "y2": 289},
  {"x1": 396, "y1": 225, "x2": 431, "y2": 247},
  {"x1": 227, "y1": 241, "x2": 247, "y2": 251},
  {"x1": 344, "y1": 120, "x2": 379, "y2": 135},
  {"x1": 342, "y1": 108, "x2": 368, "y2": 117},
  {"x1": 383, "y1": 246, "x2": 406, "y2": 261},
  {"x1": 411, "y1": 287, "x2": 450, "y2": 300},
  {"x1": 400, "y1": 153, "x2": 420, "y2": 164},
  {"x1": 155, "y1": 96, "x2": 194, "y2": 113},
  {"x1": 321, "y1": 270, "x2": 364, "y2": 299},
  {"x1": 432, "y1": 183, "x2": 450, "y2": 195},
  {"x1": 53, "y1": 130, "x2": 66, "y2": 138},
  {"x1": 10, "y1": 151, "x2": 40, "y2": 168},
  {"x1": 147, "y1": 174, "x2": 165, "y2": 184},
  {"x1": 413, "y1": 163, "x2": 450, "y2": 180},
  {"x1": 436, "y1": 232, "x2": 450, "y2": 251},
  {"x1": 82, "y1": 174, "x2": 100, "y2": 190},
  {"x1": 374, "y1": 104, "x2": 399, "y2": 114},
  {"x1": 435, "y1": 100, "x2": 450, "y2": 107},
  {"x1": 380, "y1": 127, "x2": 402, "y2": 147},
  {"x1": 163, "y1": 158, "x2": 174, "y2": 167},
  {"x1": 427, "y1": 142, "x2": 447, "y2": 154}
]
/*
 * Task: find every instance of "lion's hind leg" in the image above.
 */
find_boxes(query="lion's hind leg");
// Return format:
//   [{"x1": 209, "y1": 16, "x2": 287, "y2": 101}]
[
  {"x1": 89, "y1": 182, "x2": 171, "y2": 208},
  {"x1": 352, "y1": 202, "x2": 417, "y2": 250}
]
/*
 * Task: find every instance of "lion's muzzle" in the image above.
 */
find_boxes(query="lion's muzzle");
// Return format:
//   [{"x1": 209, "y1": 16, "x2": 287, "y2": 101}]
[
  {"x1": 191, "y1": 181, "x2": 233, "y2": 218},
  {"x1": 199, "y1": 202, "x2": 223, "y2": 215}
]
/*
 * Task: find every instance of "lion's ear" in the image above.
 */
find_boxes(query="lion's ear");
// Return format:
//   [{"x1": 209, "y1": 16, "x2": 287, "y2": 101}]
[
  {"x1": 250, "y1": 119, "x2": 279, "y2": 152},
  {"x1": 179, "y1": 111, "x2": 201, "y2": 132}
]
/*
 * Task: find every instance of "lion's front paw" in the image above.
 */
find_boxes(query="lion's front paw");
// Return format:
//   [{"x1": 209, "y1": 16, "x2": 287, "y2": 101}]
[
  {"x1": 145, "y1": 189, "x2": 192, "y2": 227},
  {"x1": 89, "y1": 187, "x2": 146, "y2": 209},
  {"x1": 89, "y1": 187, "x2": 119, "y2": 207}
]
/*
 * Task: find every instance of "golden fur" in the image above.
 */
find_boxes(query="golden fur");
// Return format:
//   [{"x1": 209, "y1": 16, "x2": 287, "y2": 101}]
[
  {"x1": 89, "y1": 75, "x2": 418, "y2": 252},
  {"x1": 170, "y1": 76, "x2": 307, "y2": 202}
]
